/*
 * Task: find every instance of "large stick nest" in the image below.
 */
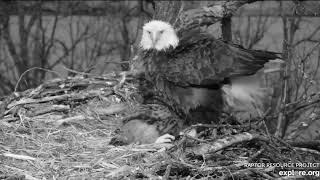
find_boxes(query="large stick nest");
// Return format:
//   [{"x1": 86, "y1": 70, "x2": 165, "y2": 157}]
[{"x1": 0, "y1": 71, "x2": 319, "y2": 180}]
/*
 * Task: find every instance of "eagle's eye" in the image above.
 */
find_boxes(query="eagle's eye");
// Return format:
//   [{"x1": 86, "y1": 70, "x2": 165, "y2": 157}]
[
  {"x1": 147, "y1": 30, "x2": 151, "y2": 34},
  {"x1": 159, "y1": 30, "x2": 164, "y2": 34}
]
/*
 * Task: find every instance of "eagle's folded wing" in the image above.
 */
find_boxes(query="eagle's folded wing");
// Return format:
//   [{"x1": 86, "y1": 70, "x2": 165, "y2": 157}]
[{"x1": 156, "y1": 34, "x2": 281, "y2": 87}]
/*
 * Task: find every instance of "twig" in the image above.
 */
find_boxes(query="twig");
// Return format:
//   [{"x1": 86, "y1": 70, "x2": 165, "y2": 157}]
[
  {"x1": 7, "y1": 90, "x2": 112, "y2": 109},
  {"x1": 93, "y1": 104, "x2": 128, "y2": 115},
  {"x1": 294, "y1": 147, "x2": 320, "y2": 155},
  {"x1": 2, "y1": 152, "x2": 36, "y2": 161},
  {"x1": 28, "y1": 104, "x2": 70, "y2": 117},
  {"x1": 189, "y1": 132, "x2": 269, "y2": 155},
  {"x1": 55, "y1": 115, "x2": 87, "y2": 126},
  {"x1": 15, "y1": 67, "x2": 62, "y2": 92},
  {"x1": 288, "y1": 140, "x2": 320, "y2": 151},
  {"x1": 163, "y1": 163, "x2": 172, "y2": 180},
  {"x1": 105, "y1": 60, "x2": 130, "y2": 64}
]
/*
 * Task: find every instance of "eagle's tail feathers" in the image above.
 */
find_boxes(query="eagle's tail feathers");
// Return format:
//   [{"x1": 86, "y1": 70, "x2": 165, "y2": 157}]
[{"x1": 222, "y1": 76, "x2": 272, "y2": 119}]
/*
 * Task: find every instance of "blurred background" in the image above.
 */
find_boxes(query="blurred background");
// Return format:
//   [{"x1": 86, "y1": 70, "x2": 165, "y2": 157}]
[{"x1": 0, "y1": 0, "x2": 319, "y2": 140}]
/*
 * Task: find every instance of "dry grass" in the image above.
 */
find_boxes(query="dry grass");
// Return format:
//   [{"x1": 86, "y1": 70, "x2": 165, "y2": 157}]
[{"x1": 0, "y1": 73, "x2": 319, "y2": 180}]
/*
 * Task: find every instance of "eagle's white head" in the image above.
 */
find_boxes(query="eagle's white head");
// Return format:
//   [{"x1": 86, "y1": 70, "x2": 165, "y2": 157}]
[{"x1": 140, "y1": 20, "x2": 179, "y2": 51}]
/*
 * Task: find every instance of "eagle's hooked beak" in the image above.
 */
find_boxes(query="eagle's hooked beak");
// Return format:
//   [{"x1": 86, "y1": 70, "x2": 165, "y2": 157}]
[
  {"x1": 151, "y1": 38, "x2": 156, "y2": 47},
  {"x1": 149, "y1": 31, "x2": 162, "y2": 48}
]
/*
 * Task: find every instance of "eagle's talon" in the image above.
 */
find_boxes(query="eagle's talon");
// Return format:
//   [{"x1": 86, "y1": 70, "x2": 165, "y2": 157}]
[{"x1": 155, "y1": 133, "x2": 175, "y2": 143}]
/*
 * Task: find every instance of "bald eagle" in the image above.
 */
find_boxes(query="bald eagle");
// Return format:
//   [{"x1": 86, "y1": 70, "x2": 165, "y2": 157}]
[
  {"x1": 109, "y1": 20, "x2": 281, "y2": 145},
  {"x1": 139, "y1": 20, "x2": 281, "y2": 125}
]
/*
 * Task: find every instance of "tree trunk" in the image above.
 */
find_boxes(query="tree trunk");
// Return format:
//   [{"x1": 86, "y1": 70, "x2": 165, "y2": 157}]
[
  {"x1": 154, "y1": 1, "x2": 183, "y2": 25},
  {"x1": 153, "y1": 0, "x2": 255, "y2": 32}
]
